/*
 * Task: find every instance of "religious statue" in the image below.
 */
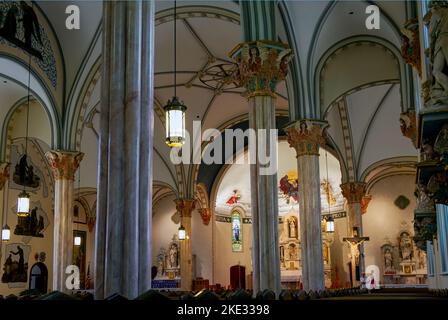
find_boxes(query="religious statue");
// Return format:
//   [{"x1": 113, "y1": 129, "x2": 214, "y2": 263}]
[
  {"x1": 168, "y1": 243, "x2": 178, "y2": 269},
  {"x1": 288, "y1": 244, "x2": 297, "y2": 260},
  {"x1": 288, "y1": 218, "x2": 297, "y2": 239},
  {"x1": 424, "y1": 1, "x2": 448, "y2": 106},
  {"x1": 156, "y1": 249, "x2": 166, "y2": 278},
  {"x1": 384, "y1": 248, "x2": 394, "y2": 272},
  {"x1": 414, "y1": 183, "x2": 435, "y2": 213},
  {"x1": 434, "y1": 124, "x2": 448, "y2": 160},
  {"x1": 399, "y1": 232, "x2": 413, "y2": 262}
]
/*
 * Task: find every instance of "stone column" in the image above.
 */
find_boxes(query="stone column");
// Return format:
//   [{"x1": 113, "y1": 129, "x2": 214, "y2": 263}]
[
  {"x1": 45, "y1": 151, "x2": 84, "y2": 293},
  {"x1": 95, "y1": 0, "x2": 155, "y2": 299},
  {"x1": 340, "y1": 182, "x2": 367, "y2": 284},
  {"x1": 230, "y1": 41, "x2": 291, "y2": 296},
  {"x1": 285, "y1": 120, "x2": 328, "y2": 291},
  {"x1": 175, "y1": 199, "x2": 195, "y2": 291}
]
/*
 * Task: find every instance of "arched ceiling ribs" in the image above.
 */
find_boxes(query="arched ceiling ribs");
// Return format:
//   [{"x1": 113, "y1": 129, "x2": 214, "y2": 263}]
[
  {"x1": 335, "y1": 98, "x2": 357, "y2": 181},
  {"x1": 153, "y1": 147, "x2": 178, "y2": 194},
  {"x1": 359, "y1": 155, "x2": 417, "y2": 193},
  {"x1": 153, "y1": 180, "x2": 177, "y2": 210},
  {"x1": 316, "y1": 37, "x2": 402, "y2": 116},
  {"x1": 356, "y1": 83, "x2": 395, "y2": 177}
]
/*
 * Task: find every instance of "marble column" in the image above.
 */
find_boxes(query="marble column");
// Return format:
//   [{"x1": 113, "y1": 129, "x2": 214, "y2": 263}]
[
  {"x1": 285, "y1": 120, "x2": 328, "y2": 291},
  {"x1": 95, "y1": 0, "x2": 155, "y2": 299},
  {"x1": 175, "y1": 199, "x2": 195, "y2": 291},
  {"x1": 230, "y1": 41, "x2": 292, "y2": 295},
  {"x1": 45, "y1": 150, "x2": 84, "y2": 293},
  {"x1": 340, "y1": 182, "x2": 367, "y2": 283}
]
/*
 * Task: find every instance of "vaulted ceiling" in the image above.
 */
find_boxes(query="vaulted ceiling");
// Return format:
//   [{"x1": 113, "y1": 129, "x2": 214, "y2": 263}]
[{"x1": 0, "y1": 0, "x2": 418, "y2": 198}]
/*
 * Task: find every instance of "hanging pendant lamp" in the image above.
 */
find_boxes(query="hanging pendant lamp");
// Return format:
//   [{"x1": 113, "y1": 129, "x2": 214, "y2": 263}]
[
  {"x1": 17, "y1": 53, "x2": 33, "y2": 217},
  {"x1": 165, "y1": 0, "x2": 187, "y2": 148}
]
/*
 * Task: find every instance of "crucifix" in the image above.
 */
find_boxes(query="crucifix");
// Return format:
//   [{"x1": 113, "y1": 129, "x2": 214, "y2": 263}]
[{"x1": 343, "y1": 227, "x2": 369, "y2": 287}]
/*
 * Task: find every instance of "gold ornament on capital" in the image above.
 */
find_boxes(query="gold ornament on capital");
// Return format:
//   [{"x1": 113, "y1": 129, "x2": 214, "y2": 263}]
[
  {"x1": 45, "y1": 151, "x2": 84, "y2": 180},
  {"x1": 198, "y1": 208, "x2": 212, "y2": 226},
  {"x1": 285, "y1": 120, "x2": 328, "y2": 157},
  {"x1": 340, "y1": 182, "x2": 367, "y2": 204},
  {"x1": 175, "y1": 199, "x2": 196, "y2": 218},
  {"x1": 229, "y1": 40, "x2": 292, "y2": 98}
]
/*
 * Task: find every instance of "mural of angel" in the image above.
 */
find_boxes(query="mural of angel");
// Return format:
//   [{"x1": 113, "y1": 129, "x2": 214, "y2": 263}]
[
  {"x1": 279, "y1": 174, "x2": 298, "y2": 204},
  {"x1": 226, "y1": 189, "x2": 241, "y2": 205}
]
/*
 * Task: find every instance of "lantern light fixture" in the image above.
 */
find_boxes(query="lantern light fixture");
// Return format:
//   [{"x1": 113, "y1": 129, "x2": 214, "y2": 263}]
[
  {"x1": 165, "y1": 0, "x2": 187, "y2": 148},
  {"x1": 17, "y1": 49, "x2": 33, "y2": 217},
  {"x1": 2, "y1": 224, "x2": 10, "y2": 242},
  {"x1": 17, "y1": 190, "x2": 30, "y2": 217},
  {"x1": 326, "y1": 216, "x2": 335, "y2": 233},
  {"x1": 178, "y1": 224, "x2": 186, "y2": 240}
]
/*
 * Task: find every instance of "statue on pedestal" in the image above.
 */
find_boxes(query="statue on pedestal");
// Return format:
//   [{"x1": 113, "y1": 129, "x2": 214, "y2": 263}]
[{"x1": 423, "y1": 1, "x2": 448, "y2": 108}]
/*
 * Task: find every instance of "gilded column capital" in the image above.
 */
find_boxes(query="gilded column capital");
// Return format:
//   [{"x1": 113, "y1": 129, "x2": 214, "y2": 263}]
[
  {"x1": 340, "y1": 182, "x2": 367, "y2": 204},
  {"x1": 285, "y1": 120, "x2": 328, "y2": 157},
  {"x1": 45, "y1": 150, "x2": 84, "y2": 181},
  {"x1": 0, "y1": 162, "x2": 10, "y2": 190},
  {"x1": 229, "y1": 40, "x2": 292, "y2": 98},
  {"x1": 198, "y1": 208, "x2": 211, "y2": 226},
  {"x1": 175, "y1": 199, "x2": 196, "y2": 218}
]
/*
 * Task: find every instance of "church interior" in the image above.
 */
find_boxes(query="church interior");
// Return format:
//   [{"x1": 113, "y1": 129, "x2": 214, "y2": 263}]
[{"x1": 0, "y1": 0, "x2": 448, "y2": 303}]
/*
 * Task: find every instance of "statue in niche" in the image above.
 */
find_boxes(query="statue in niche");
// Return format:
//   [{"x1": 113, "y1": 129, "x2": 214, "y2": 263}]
[
  {"x1": 421, "y1": 139, "x2": 438, "y2": 161},
  {"x1": 14, "y1": 207, "x2": 45, "y2": 237},
  {"x1": 168, "y1": 243, "x2": 178, "y2": 269},
  {"x1": 384, "y1": 248, "x2": 394, "y2": 272},
  {"x1": 288, "y1": 244, "x2": 297, "y2": 260},
  {"x1": 399, "y1": 232, "x2": 413, "y2": 262},
  {"x1": 418, "y1": 250, "x2": 427, "y2": 270},
  {"x1": 414, "y1": 183, "x2": 435, "y2": 213},
  {"x1": 434, "y1": 124, "x2": 448, "y2": 160},
  {"x1": 288, "y1": 218, "x2": 297, "y2": 239},
  {"x1": 13, "y1": 154, "x2": 40, "y2": 188},
  {"x1": 424, "y1": 2, "x2": 448, "y2": 106},
  {"x1": 156, "y1": 248, "x2": 166, "y2": 277}
]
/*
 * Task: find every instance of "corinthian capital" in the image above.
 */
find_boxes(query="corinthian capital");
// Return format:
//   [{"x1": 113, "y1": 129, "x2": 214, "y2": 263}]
[
  {"x1": 285, "y1": 120, "x2": 328, "y2": 157},
  {"x1": 340, "y1": 182, "x2": 367, "y2": 204},
  {"x1": 229, "y1": 40, "x2": 292, "y2": 98},
  {"x1": 45, "y1": 150, "x2": 84, "y2": 180},
  {"x1": 174, "y1": 199, "x2": 196, "y2": 218}
]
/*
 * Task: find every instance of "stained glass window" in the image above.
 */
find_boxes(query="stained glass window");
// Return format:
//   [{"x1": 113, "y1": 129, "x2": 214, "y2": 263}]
[{"x1": 232, "y1": 211, "x2": 242, "y2": 252}]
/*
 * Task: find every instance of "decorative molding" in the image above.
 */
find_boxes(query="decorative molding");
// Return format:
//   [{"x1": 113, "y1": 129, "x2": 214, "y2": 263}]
[
  {"x1": 400, "y1": 110, "x2": 417, "y2": 148},
  {"x1": 401, "y1": 18, "x2": 421, "y2": 77},
  {"x1": 174, "y1": 198, "x2": 195, "y2": 218},
  {"x1": 285, "y1": 119, "x2": 328, "y2": 157},
  {"x1": 198, "y1": 208, "x2": 211, "y2": 226},
  {"x1": 45, "y1": 150, "x2": 84, "y2": 181},
  {"x1": 340, "y1": 182, "x2": 367, "y2": 204},
  {"x1": 229, "y1": 40, "x2": 292, "y2": 98}
]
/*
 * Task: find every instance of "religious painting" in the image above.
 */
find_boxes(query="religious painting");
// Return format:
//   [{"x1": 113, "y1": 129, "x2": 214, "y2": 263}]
[
  {"x1": 13, "y1": 154, "x2": 40, "y2": 188},
  {"x1": 279, "y1": 170, "x2": 298, "y2": 204},
  {"x1": 1, "y1": 243, "x2": 31, "y2": 286},
  {"x1": 0, "y1": 1, "x2": 43, "y2": 59},
  {"x1": 73, "y1": 230, "x2": 86, "y2": 289},
  {"x1": 9, "y1": 145, "x2": 45, "y2": 193},
  {"x1": 14, "y1": 206, "x2": 45, "y2": 237},
  {"x1": 231, "y1": 210, "x2": 242, "y2": 252},
  {"x1": 226, "y1": 190, "x2": 241, "y2": 205}
]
